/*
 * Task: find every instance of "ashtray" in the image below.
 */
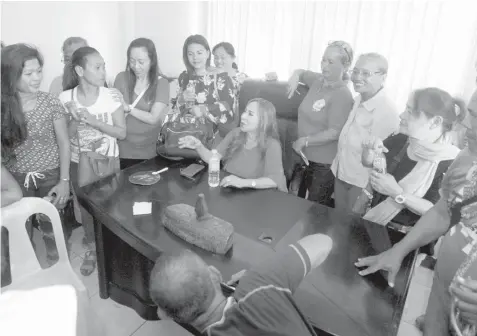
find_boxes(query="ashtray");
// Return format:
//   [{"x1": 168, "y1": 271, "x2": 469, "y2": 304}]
[{"x1": 129, "y1": 171, "x2": 162, "y2": 186}]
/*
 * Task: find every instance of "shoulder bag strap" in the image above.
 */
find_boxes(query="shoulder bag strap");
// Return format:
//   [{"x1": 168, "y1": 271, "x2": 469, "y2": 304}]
[{"x1": 130, "y1": 84, "x2": 150, "y2": 109}]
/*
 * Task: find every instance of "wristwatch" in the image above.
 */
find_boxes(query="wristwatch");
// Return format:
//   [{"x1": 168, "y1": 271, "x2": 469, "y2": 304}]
[
  {"x1": 251, "y1": 180, "x2": 257, "y2": 188},
  {"x1": 394, "y1": 194, "x2": 406, "y2": 204}
]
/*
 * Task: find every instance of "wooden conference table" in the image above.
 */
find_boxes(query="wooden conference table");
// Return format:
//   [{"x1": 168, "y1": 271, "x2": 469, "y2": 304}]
[{"x1": 78, "y1": 157, "x2": 417, "y2": 336}]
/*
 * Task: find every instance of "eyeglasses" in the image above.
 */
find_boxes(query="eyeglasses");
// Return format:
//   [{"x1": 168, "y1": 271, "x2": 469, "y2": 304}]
[
  {"x1": 328, "y1": 40, "x2": 352, "y2": 63},
  {"x1": 350, "y1": 68, "x2": 383, "y2": 79}
]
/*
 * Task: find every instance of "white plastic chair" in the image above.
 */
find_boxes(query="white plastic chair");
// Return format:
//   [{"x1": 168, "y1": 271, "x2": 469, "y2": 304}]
[
  {"x1": 0, "y1": 197, "x2": 105, "y2": 335},
  {"x1": 0, "y1": 197, "x2": 85, "y2": 293}
]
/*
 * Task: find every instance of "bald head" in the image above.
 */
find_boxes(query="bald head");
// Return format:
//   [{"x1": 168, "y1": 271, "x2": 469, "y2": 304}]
[{"x1": 149, "y1": 250, "x2": 217, "y2": 324}]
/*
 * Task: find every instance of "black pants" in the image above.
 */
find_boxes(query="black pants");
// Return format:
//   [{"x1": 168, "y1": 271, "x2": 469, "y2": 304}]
[
  {"x1": 120, "y1": 158, "x2": 145, "y2": 170},
  {"x1": 303, "y1": 161, "x2": 335, "y2": 207}
]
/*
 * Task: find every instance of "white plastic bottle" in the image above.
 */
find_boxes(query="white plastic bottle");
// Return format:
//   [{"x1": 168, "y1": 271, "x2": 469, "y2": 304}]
[{"x1": 208, "y1": 149, "x2": 221, "y2": 187}]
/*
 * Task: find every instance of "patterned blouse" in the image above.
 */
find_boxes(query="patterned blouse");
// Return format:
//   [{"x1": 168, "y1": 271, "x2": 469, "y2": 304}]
[
  {"x1": 175, "y1": 71, "x2": 236, "y2": 137},
  {"x1": 436, "y1": 149, "x2": 477, "y2": 336},
  {"x1": 4, "y1": 91, "x2": 66, "y2": 173}
]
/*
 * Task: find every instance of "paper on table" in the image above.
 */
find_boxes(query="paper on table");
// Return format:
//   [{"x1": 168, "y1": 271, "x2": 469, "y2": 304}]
[{"x1": 133, "y1": 202, "x2": 152, "y2": 215}]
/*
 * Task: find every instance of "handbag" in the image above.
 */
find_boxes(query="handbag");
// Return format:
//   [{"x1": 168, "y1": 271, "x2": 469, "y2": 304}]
[
  {"x1": 288, "y1": 161, "x2": 308, "y2": 198},
  {"x1": 69, "y1": 89, "x2": 120, "y2": 187},
  {"x1": 157, "y1": 111, "x2": 215, "y2": 159},
  {"x1": 157, "y1": 73, "x2": 218, "y2": 159}
]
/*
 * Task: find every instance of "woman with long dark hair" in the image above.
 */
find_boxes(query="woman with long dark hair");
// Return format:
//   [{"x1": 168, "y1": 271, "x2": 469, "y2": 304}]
[
  {"x1": 179, "y1": 98, "x2": 287, "y2": 191},
  {"x1": 176, "y1": 35, "x2": 236, "y2": 140},
  {"x1": 1, "y1": 43, "x2": 71, "y2": 264},
  {"x1": 110, "y1": 38, "x2": 170, "y2": 169},
  {"x1": 59, "y1": 46, "x2": 126, "y2": 276}
]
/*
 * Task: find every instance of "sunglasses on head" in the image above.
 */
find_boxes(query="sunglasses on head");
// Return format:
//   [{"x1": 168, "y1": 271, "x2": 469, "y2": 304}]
[{"x1": 328, "y1": 40, "x2": 352, "y2": 64}]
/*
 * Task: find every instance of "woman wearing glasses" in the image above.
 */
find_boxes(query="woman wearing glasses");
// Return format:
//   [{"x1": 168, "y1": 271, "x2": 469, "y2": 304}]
[
  {"x1": 49, "y1": 37, "x2": 88, "y2": 97},
  {"x1": 287, "y1": 41, "x2": 354, "y2": 206},
  {"x1": 331, "y1": 53, "x2": 400, "y2": 214}
]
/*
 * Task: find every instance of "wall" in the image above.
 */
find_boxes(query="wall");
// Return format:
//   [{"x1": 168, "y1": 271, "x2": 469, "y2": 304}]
[{"x1": 1, "y1": 1, "x2": 205, "y2": 91}]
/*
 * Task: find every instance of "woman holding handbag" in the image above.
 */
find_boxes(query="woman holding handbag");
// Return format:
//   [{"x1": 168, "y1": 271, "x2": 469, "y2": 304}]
[
  {"x1": 110, "y1": 38, "x2": 170, "y2": 170},
  {"x1": 1, "y1": 44, "x2": 71, "y2": 265},
  {"x1": 176, "y1": 35, "x2": 236, "y2": 140},
  {"x1": 59, "y1": 46, "x2": 126, "y2": 276}
]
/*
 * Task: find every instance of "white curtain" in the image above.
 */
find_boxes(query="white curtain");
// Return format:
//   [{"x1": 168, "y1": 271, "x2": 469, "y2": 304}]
[{"x1": 206, "y1": 0, "x2": 477, "y2": 109}]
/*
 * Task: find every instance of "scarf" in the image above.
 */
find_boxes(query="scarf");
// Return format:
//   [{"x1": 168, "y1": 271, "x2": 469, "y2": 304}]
[{"x1": 363, "y1": 133, "x2": 461, "y2": 225}]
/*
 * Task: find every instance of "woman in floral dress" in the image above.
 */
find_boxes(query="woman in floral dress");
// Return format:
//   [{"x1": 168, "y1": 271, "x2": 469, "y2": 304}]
[{"x1": 175, "y1": 35, "x2": 236, "y2": 141}]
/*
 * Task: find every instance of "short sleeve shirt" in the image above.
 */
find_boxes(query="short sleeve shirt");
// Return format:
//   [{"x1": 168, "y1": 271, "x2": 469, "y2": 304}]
[
  {"x1": 114, "y1": 71, "x2": 170, "y2": 159},
  {"x1": 216, "y1": 128, "x2": 288, "y2": 192},
  {"x1": 331, "y1": 89, "x2": 400, "y2": 188},
  {"x1": 204, "y1": 243, "x2": 317, "y2": 336},
  {"x1": 298, "y1": 71, "x2": 354, "y2": 164},
  {"x1": 58, "y1": 87, "x2": 121, "y2": 163},
  {"x1": 4, "y1": 91, "x2": 66, "y2": 173}
]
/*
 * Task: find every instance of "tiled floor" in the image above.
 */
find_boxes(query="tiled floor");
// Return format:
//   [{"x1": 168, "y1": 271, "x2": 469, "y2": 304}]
[
  {"x1": 64, "y1": 227, "x2": 192, "y2": 336},
  {"x1": 396, "y1": 253, "x2": 434, "y2": 336},
  {"x1": 58, "y1": 227, "x2": 432, "y2": 336}
]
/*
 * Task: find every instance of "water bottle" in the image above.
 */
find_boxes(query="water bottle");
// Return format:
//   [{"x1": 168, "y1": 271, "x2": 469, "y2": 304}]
[{"x1": 208, "y1": 150, "x2": 221, "y2": 187}]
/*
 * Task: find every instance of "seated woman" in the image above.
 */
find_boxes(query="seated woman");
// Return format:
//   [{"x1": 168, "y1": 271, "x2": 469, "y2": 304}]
[
  {"x1": 178, "y1": 98, "x2": 287, "y2": 192},
  {"x1": 355, "y1": 105, "x2": 477, "y2": 336},
  {"x1": 111, "y1": 38, "x2": 170, "y2": 170},
  {"x1": 212, "y1": 42, "x2": 247, "y2": 134},
  {"x1": 1, "y1": 44, "x2": 71, "y2": 265},
  {"x1": 49, "y1": 37, "x2": 88, "y2": 97},
  {"x1": 287, "y1": 41, "x2": 355, "y2": 206},
  {"x1": 176, "y1": 35, "x2": 236, "y2": 140},
  {"x1": 59, "y1": 46, "x2": 126, "y2": 276},
  {"x1": 358, "y1": 87, "x2": 464, "y2": 229}
]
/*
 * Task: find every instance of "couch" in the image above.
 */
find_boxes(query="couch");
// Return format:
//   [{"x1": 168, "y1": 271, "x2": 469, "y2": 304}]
[{"x1": 238, "y1": 79, "x2": 309, "y2": 182}]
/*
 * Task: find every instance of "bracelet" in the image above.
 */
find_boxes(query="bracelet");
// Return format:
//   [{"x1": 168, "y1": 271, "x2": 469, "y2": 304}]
[{"x1": 61, "y1": 177, "x2": 70, "y2": 182}]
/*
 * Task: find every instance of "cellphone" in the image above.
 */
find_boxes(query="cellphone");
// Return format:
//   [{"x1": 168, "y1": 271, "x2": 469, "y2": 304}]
[{"x1": 180, "y1": 163, "x2": 206, "y2": 181}]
